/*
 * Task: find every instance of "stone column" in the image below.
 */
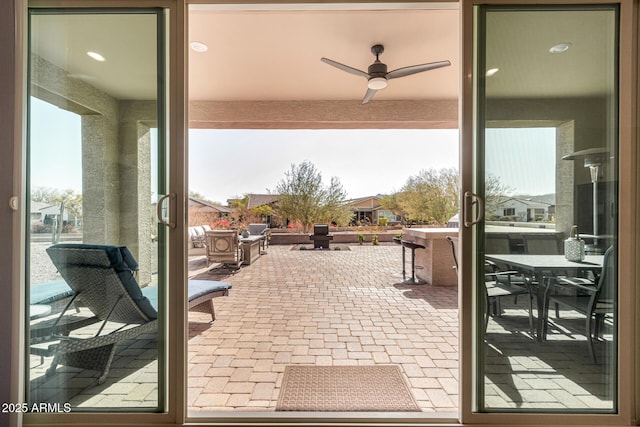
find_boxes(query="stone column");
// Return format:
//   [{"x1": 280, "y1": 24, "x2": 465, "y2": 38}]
[
  {"x1": 118, "y1": 101, "x2": 157, "y2": 286},
  {"x1": 555, "y1": 121, "x2": 575, "y2": 236}
]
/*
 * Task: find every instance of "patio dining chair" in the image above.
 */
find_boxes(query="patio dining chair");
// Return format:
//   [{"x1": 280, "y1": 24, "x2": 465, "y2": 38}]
[
  {"x1": 486, "y1": 233, "x2": 526, "y2": 288},
  {"x1": 522, "y1": 233, "x2": 562, "y2": 255},
  {"x1": 485, "y1": 233, "x2": 513, "y2": 254},
  {"x1": 447, "y1": 236, "x2": 533, "y2": 335},
  {"x1": 543, "y1": 245, "x2": 616, "y2": 363}
]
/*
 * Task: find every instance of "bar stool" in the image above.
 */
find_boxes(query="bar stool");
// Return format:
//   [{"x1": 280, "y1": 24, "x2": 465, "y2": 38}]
[{"x1": 401, "y1": 240, "x2": 426, "y2": 285}]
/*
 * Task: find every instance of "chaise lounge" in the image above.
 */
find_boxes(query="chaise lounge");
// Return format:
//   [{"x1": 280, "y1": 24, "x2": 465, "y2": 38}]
[{"x1": 30, "y1": 244, "x2": 231, "y2": 384}]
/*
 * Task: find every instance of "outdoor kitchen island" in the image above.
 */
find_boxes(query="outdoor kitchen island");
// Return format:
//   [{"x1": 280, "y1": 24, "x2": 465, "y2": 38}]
[{"x1": 401, "y1": 228, "x2": 458, "y2": 286}]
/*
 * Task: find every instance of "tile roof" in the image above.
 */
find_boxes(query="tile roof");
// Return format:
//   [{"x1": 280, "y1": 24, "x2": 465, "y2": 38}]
[
  {"x1": 188, "y1": 197, "x2": 233, "y2": 213},
  {"x1": 247, "y1": 194, "x2": 279, "y2": 209}
]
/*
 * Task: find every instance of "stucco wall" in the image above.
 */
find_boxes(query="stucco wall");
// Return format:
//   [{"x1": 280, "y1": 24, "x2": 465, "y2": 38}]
[
  {"x1": 119, "y1": 101, "x2": 157, "y2": 285},
  {"x1": 31, "y1": 54, "x2": 157, "y2": 283},
  {"x1": 189, "y1": 99, "x2": 458, "y2": 129}
]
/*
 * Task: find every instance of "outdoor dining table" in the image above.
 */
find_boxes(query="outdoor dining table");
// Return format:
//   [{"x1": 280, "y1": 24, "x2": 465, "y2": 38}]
[{"x1": 485, "y1": 254, "x2": 604, "y2": 340}]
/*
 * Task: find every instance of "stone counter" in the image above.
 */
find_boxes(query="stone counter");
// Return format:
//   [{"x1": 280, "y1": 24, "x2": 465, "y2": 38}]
[{"x1": 401, "y1": 228, "x2": 458, "y2": 286}]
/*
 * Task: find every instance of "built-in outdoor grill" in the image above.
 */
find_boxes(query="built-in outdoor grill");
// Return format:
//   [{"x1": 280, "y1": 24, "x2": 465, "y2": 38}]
[{"x1": 309, "y1": 223, "x2": 334, "y2": 249}]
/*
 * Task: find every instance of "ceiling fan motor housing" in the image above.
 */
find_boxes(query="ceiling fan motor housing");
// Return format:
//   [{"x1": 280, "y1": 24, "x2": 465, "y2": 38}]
[{"x1": 368, "y1": 61, "x2": 387, "y2": 76}]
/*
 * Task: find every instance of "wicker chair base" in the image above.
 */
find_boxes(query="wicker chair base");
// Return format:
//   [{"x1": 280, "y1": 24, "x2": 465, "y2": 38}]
[
  {"x1": 42, "y1": 320, "x2": 158, "y2": 384},
  {"x1": 48, "y1": 344, "x2": 116, "y2": 384}
]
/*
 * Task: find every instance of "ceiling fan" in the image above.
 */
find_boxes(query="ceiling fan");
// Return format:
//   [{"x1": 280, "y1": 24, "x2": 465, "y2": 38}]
[{"x1": 321, "y1": 44, "x2": 451, "y2": 104}]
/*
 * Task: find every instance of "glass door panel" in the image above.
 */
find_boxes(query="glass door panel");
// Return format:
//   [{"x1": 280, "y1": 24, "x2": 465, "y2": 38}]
[
  {"x1": 26, "y1": 9, "x2": 167, "y2": 411},
  {"x1": 474, "y1": 5, "x2": 618, "y2": 412}
]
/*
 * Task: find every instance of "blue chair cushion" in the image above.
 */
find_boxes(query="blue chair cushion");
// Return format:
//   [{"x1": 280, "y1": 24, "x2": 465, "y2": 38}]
[
  {"x1": 30, "y1": 279, "x2": 73, "y2": 304},
  {"x1": 141, "y1": 280, "x2": 232, "y2": 311},
  {"x1": 188, "y1": 280, "x2": 232, "y2": 300}
]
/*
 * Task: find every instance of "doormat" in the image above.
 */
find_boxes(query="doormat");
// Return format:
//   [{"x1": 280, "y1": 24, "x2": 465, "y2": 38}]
[{"x1": 276, "y1": 365, "x2": 421, "y2": 412}]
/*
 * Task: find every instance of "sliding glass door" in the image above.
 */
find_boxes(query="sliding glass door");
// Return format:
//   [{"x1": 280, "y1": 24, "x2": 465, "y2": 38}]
[
  {"x1": 464, "y1": 1, "x2": 621, "y2": 417},
  {"x1": 26, "y1": 9, "x2": 168, "y2": 411}
]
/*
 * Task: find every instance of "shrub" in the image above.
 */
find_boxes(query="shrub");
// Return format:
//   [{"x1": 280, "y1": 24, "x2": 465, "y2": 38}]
[
  {"x1": 358, "y1": 233, "x2": 365, "y2": 245},
  {"x1": 62, "y1": 223, "x2": 78, "y2": 233},
  {"x1": 31, "y1": 222, "x2": 51, "y2": 234},
  {"x1": 372, "y1": 235, "x2": 379, "y2": 246},
  {"x1": 211, "y1": 219, "x2": 231, "y2": 229},
  {"x1": 378, "y1": 218, "x2": 388, "y2": 227}
]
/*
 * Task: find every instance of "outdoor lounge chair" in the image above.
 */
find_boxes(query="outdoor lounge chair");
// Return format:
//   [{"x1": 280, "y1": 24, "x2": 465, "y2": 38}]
[
  {"x1": 31, "y1": 244, "x2": 231, "y2": 384},
  {"x1": 247, "y1": 223, "x2": 270, "y2": 252},
  {"x1": 205, "y1": 230, "x2": 243, "y2": 270}
]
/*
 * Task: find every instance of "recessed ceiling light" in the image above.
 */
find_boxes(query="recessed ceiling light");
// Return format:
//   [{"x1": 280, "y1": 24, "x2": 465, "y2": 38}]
[
  {"x1": 486, "y1": 68, "x2": 499, "y2": 77},
  {"x1": 190, "y1": 41, "x2": 208, "y2": 53},
  {"x1": 87, "y1": 51, "x2": 106, "y2": 62},
  {"x1": 549, "y1": 42, "x2": 571, "y2": 54}
]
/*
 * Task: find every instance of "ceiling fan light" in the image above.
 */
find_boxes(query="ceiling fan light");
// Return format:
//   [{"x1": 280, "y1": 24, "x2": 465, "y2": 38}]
[{"x1": 368, "y1": 77, "x2": 387, "y2": 90}]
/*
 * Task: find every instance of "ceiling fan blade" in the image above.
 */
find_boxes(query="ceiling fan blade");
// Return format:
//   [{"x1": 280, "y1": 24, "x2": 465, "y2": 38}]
[
  {"x1": 321, "y1": 57, "x2": 369, "y2": 78},
  {"x1": 362, "y1": 88, "x2": 378, "y2": 104},
  {"x1": 386, "y1": 60, "x2": 451, "y2": 80}
]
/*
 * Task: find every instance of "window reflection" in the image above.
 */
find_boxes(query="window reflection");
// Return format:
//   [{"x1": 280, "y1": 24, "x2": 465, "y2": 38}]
[
  {"x1": 27, "y1": 11, "x2": 163, "y2": 411},
  {"x1": 477, "y1": 6, "x2": 618, "y2": 412}
]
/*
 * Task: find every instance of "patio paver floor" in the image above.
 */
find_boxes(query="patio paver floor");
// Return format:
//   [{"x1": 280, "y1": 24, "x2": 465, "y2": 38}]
[
  {"x1": 187, "y1": 244, "x2": 459, "y2": 413},
  {"x1": 28, "y1": 243, "x2": 615, "y2": 413}
]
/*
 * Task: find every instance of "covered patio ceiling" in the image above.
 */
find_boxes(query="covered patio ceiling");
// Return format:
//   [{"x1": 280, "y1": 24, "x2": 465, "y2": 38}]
[
  {"x1": 30, "y1": 4, "x2": 611, "y2": 129},
  {"x1": 188, "y1": 4, "x2": 460, "y2": 103}
]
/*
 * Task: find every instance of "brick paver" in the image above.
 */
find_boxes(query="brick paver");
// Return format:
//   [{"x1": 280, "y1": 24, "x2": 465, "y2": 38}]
[
  {"x1": 28, "y1": 243, "x2": 615, "y2": 413},
  {"x1": 188, "y1": 244, "x2": 459, "y2": 412}
]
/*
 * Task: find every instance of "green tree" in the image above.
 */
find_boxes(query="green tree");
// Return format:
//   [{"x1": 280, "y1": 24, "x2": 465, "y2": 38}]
[
  {"x1": 317, "y1": 177, "x2": 353, "y2": 227},
  {"x1": 251, "y1": 204, "x2": 273, "y2": 221},
  {"x1": 228, "y1": 194, "x2": 250, "y2": 224},
  {"x1": 485, "y1": 174, "x2": 514, "y2": 220},
  {"x1": 189, "y1": 190, "x2": 206, "y2": 200},
  {"x1": 274, "y1": 161, "x2": 350, "y2": 232},
  {"x1": 397, "y1": 168, "x2": 459, "y2": 226},
  {"x1": 380, "y1": 192, "x2": 406, "y2": 224}
]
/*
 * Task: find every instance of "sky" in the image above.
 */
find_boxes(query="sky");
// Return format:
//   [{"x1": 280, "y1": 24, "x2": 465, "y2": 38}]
[
  {"x1": 30, "y1": 97, "x2": 82, "y2": 192},
  {"x1": 485, "y1": 127, "x2": 556, "y2": 196},
  {"x1": 188, "y1": 129, "x2": 460, "y2": 204},
  {"x1": 29, "y1": 97, "x2": 556, "y2": 203}
]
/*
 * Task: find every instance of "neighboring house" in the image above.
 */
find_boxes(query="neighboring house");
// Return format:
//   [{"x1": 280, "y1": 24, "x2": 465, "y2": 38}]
[
  {"x1": 187, "y1": 197, "x2": 233, "y2": 226},
  {"x1": 30, "y1": 201, "x2": 49, "y2": 223},
  {"x1": 246, "y1": 193, "x2": 280, "y2": 226},
  {"x1": 246, "y1": 193, "x2": 279, "y2": 210},
  {"x1": 493, "y1": 196, "x2": 554, "y2": 222},
  {"x1": 347, "y1": 195, "x2": 401, "y2": 225},
  {"x1": 30, "y1": 200, "x2": 80, "y2": 227}
]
